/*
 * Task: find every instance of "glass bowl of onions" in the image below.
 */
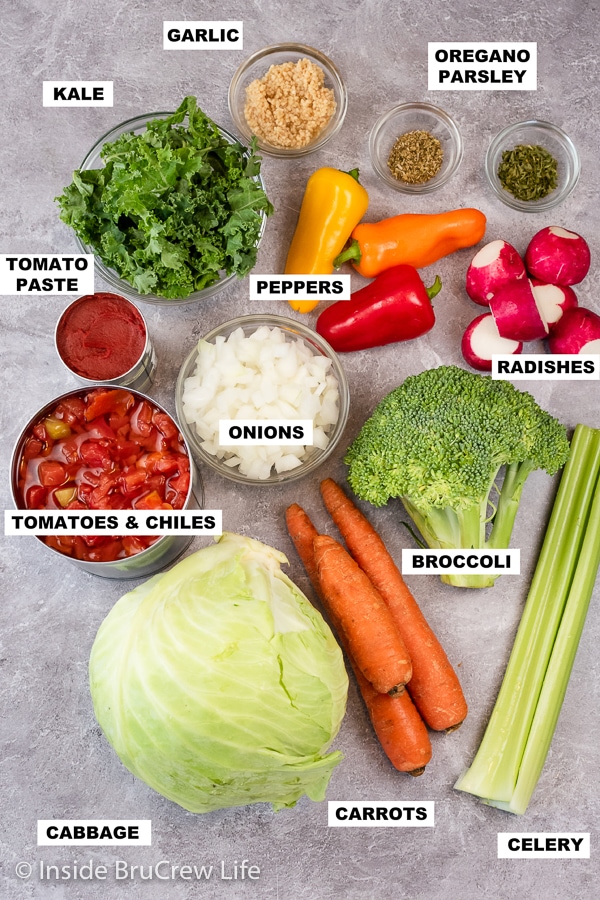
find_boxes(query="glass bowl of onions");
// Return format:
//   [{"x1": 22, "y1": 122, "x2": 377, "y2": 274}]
[{"x1": 175, "y1": 315, "x2": 350, "y2": 484}]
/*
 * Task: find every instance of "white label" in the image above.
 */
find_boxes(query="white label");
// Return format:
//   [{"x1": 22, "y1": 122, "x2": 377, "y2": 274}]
[
  {"x1": 492, "y1": 354, "x2": 599, "y2": 380},
  {"x1": 5, "y1": 510, "x2": 222, "y2": 537},
  {"x1": 328, "y1": 801, "x2": 434, "y2": 827},
  {"x1": 249, "y1": 274, "x2": 351, "y2": 301},
  {"x1": 498, "y1": 833, "x2": 590, "y2": 859},
  {"x1": 163, "y1": 21, "x2": 243, "y2": 49},
  {"x1": 0, "y1": 254, "x2": 94, "y2": 295},
  {"x1": 402, "y1": 549, "x2": 520, "y2": 575},
  {"x1": 218, "y1": 420, "x2": 313, "y2": 446},
  {"x1": 43, "y1": 81, "x2": 113, "y2": 107},
  {"x1": 428, "y1": 43, "x2": 537, "y2": 90},
  {"x1": 38, "y1": 820, "x2": 151, "y2": 846}
]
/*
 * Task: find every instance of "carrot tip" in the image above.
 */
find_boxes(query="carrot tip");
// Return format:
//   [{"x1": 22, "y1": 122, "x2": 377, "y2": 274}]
[
  {"x1": 387, "y1": 683, "x2": 407, "y2": 697},
  {"x1": 444, "y1": 721, "x2": 464, "y2": 734},
  {"x1": 408, "y1": 766, "x2": 427, "y2": 778}
]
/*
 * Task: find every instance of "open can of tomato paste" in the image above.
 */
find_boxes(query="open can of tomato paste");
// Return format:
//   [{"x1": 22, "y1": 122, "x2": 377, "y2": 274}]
[
  {"x1": 10, "y1": 386, "x2": 203, "y2": 579},
  {"x1": 55, "y1": 293, "x2": 157, "y2": 393}
]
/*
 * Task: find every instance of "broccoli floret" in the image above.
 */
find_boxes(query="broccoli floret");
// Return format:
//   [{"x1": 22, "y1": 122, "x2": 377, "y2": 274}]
[{"x1": 345, "y1": 366, "x2": 570, "y2": 588}]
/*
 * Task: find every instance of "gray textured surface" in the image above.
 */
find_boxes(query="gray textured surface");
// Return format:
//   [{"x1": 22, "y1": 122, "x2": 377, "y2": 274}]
[{"x1": 1, "y1": 0, "x2": 599, "y2": 897}]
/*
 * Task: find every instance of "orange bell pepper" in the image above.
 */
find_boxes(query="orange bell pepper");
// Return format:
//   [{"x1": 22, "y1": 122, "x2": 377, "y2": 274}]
[
  {"x1": 285, "y1": 167, "x2": 369, "y2": 313},
  {"x1": 334, "y1": 208, "x2": 486, "y2": 278}
]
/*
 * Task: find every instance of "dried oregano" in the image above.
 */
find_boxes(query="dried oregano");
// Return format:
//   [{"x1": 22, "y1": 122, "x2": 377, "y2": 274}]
[{"x1": 387, "y1": 130, "x2": 444, "y2": 184}]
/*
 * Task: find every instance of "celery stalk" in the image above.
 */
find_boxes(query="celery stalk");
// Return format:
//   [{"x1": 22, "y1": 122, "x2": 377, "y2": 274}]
[
  {"x1": 455, "y1": 424, "x2": 600, "y2": 811},
  {"x1": 506, "y1": 475, "x2": 600, "y2": 814}
]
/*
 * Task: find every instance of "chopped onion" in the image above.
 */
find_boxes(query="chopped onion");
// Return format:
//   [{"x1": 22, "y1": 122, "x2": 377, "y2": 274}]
[{"x1": 181, "y1": 326, "x2": 340, "y2": 479}]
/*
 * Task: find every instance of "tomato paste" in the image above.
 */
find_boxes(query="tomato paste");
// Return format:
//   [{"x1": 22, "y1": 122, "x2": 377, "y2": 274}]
[
  {"x1": 16, "y1": 387, "x2": 191, "y2": 562},
  {"x1": 56, "y1": 293, "x2": 147, "y2": 380}
]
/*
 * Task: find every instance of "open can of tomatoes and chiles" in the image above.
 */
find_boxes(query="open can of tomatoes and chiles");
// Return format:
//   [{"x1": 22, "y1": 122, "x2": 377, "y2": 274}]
[
  {"x1": 10, "y1": 386, "x2": 203, "y2": 579},
  {"x1": 54, "y1": 293, "x2": 157, "y2": 393}
]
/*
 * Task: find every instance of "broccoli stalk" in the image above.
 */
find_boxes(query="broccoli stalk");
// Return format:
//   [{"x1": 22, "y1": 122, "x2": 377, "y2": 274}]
[{"x1": 345, "y1": 366, "x2": 570, "y2": 589}]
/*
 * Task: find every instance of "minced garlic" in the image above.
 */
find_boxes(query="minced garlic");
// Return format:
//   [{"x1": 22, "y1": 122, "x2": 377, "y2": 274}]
[{"x1": 244, "y1": 58, "x2": 336, "y2": 149}]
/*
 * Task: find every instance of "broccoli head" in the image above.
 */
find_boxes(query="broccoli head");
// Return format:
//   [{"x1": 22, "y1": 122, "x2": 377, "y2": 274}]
[{"x1": 345, "y1": 366, "x2": 570, "y2": 588}]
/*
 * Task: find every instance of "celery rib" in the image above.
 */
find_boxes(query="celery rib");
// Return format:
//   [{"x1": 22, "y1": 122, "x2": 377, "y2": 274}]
[{"x1": 455, "y1": 424, "x2": 600, "y2": 812}]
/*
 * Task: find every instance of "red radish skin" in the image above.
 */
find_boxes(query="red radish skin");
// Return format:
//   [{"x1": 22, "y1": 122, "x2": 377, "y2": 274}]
[
  {"x1": 547, "y1": 307, "x2": 600, "y2": 354},
  {"x1": 461, "y1": 313, "x2": 522, "y2": 371},
  {"x1": 466, "y1": 240, "x2": 527, "y2": 307},
  {"x1": 531, "y1": 280, "x2": 578, "y2": 331},
  {"x1": 525, "y1": 227, "x2": 591, "y2": 286},
  {"x1": 489, "y1": 278, "x2": 549, "y2": 341}
]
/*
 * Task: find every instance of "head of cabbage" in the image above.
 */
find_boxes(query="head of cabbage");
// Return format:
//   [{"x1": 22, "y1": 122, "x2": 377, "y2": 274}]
[{"x1": 89, "y1": 533, "x2": 348, "y2": 814}]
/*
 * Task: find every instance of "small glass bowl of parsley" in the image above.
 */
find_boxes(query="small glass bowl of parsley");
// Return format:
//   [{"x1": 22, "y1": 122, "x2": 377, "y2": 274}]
[
  {"x1": 485, "y1": 120, "x2": 580, "y2": 212},
  {"x1": 57, "y1": 98, "x2": 273, "y2": 305}
]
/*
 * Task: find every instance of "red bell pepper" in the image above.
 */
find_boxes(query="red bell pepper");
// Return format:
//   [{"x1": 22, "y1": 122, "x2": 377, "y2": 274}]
[{"x1": 316, "y1": 265, "x2": 441, "y2": 352}]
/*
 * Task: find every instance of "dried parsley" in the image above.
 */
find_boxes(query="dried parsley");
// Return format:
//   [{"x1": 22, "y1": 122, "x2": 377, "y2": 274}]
[
  {"x1": 497, "y1": 144, "x2": 558, "y2": 201},
  {"x1": 387, "y1": 130, "x2": 444, "y2": 184}
]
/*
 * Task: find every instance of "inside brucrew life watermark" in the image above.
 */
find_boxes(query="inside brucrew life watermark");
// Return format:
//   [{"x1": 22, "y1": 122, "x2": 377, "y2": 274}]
[{"x1": 32, "y1": 859, "x2": 260, "y2": 881}]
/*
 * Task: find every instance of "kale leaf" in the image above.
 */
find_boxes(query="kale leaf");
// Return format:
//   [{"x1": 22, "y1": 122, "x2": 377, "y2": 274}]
[{"x1": 57, "y1": 96, "x2": 273, "y2": 299}]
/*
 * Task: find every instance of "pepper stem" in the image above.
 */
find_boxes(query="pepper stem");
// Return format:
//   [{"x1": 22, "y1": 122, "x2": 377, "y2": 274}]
[
  {"x1": 333, "y1": 239, "x2": 361, "y2": 269},
  {"x1": 426, "y1": 275, "x2": 442, "y2": 300},
  {"x1": 345, "y1": 168, "x2": 360, "y2": 182}
]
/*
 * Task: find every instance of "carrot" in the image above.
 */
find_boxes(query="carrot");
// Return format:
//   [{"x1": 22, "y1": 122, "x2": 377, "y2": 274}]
[
  {"x1": 351, "y1": 662, "x2": 431, "y2": 775},
  {"x1": 285, "y1": 503, "x2": 324, "y2": 602},
  {"x1": 285, "y1": 503, "x2": 431, "y2": 774},
  {"x1": 313, "y1": 533, "x2": 412, "y2": 695},
  {"x1": 320, "y1": 479, "x2": 467, "y2": 731}
]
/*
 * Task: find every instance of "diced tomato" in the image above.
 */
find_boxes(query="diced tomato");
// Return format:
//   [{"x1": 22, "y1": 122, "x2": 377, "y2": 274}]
[
  {"x1": 84, "y1": 388, "x2": 134, "y2": 422},
  {"x1": 45, "y1": 535, "x2": 75, "y2": 556},
  {"x1": 144, "y1": 474, "x2": 166, "y2": 498},
  {"x1": 78, "y1": 483, "x2": 94, "y2": 503},
  {"x1": 38, "y1": 460, "x2": 67, "y2": 487},
  {"x1": 85, "y1": 415, "x2": 117, "y2": 440},
  {"x1": 90, "y1": 471, "x2": 119, "y2": 506},
  {"x1": 79, "y1": 439, "x2": 113, "y2": 469},
  {"x1": 168, "y1": 471, "x2": 190, "y2": 495},
  {"x1": 61, "y1": 438, "x2": 80, "y2": 464},
  {"x1": 83, "y1": 539, "x2": 124, "y2": 562},
  {"x1": 23, "y1": 438, "x2": 43, "y2": 461},
  {"x1": 26, "y1": 484, "x2": 48, "y2": 508},
  {"x1": 135, "y1": 490, "x2": 166, "y2": 510},
  {"x1": 122, "y1": 535, "x2": 154, "y2": 557},
  {"x1": 136, "y1": 428, "x2": 160, "y2": 452},
  {"x1": 33, "y1": 423, "x2": 49, "y2": 442},
  {"x1": 120, "y1": 469, "x2": 147, "y2": 497},
  {"x1": 108, "y1": 412, "x2": 131, "y2": 433},
  {"x1": 111, "y1": 438, "x2": 141, "y2": 463},
  {"x1": 66, "y1": 500, "x2": 87, "y2": 510},
  {"x1": 153, "y1": 412, "x2": 179, "y2": 441},
  {"x1": 176, "y1": 453, "x2": 190, "y2": 472},
  {"x1": 136, "y1": 451, "x2": 179, "y2": 475},
  {"x1": 55, "y1": 396, "x2": 86, "y2": 426},
  {"x1": 82, "y1": 535, "x2": 108, "y2": 548},
  {"x1": 130, "y1": 400, "x2": 154, "y2": 436}
]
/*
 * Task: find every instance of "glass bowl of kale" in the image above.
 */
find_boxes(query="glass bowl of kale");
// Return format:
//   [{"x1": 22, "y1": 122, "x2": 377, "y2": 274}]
[{"x1": 56, "y1": 97, "x2": 272, "y2": 305}]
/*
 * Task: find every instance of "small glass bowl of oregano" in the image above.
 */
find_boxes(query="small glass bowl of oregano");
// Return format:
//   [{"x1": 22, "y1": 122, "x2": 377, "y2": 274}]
[
  {"x1": 485, "y1": 120, "x2": 580, "y2": 212},
  {"x1": 369, "y1": 102, "x2": 463, "y2": 193}
]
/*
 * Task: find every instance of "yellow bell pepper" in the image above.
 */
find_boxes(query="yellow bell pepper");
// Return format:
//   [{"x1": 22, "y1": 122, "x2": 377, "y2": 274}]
[{"x1": 285, "y1": 167, "x2": 369, "y2": 313}]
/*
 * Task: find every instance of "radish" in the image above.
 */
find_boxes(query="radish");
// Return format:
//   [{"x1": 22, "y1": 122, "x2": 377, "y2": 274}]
[
  {"x1": 531, "y1": 280, "x2": 578, "y2": 332},
  {"x1": 465, "y1": 240, "x2": 527, "y2": 306},
  {"x1": 461, "y1": 312, "x2": 523, "y2": 371},
  {"x1": 489, "y1": 278, "x2": 549, "y2": 341},
  {"x1": 525, "y1": 226, "x2": 591, "y2": 286},
  {"x1": 547, "y1": 307, "x2": 600, "y2": 354}
]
